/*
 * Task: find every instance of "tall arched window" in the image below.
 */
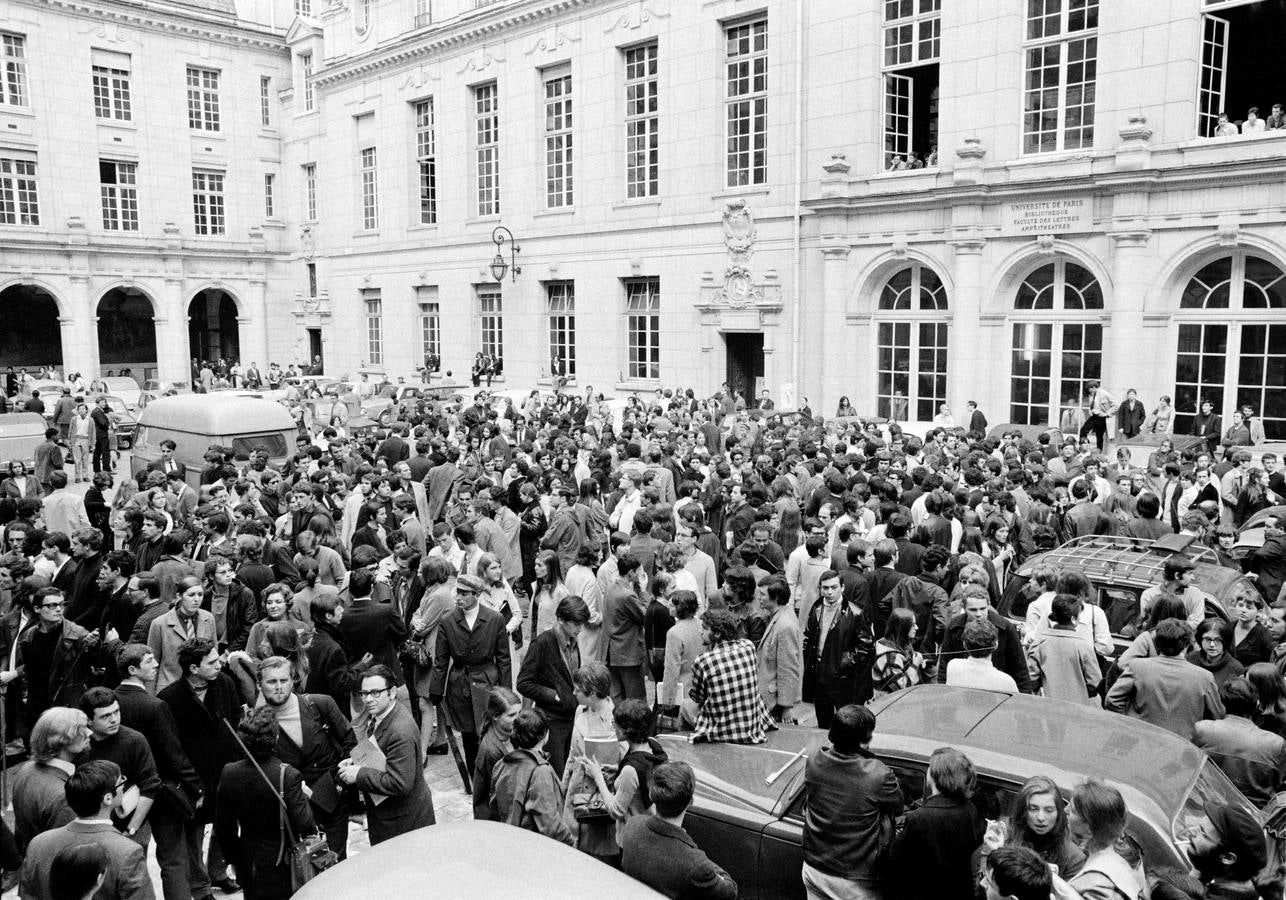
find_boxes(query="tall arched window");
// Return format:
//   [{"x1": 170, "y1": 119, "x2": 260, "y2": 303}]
[
  {"x1": 1175, "y1": 252, "x2": 1286, "y2": 440},
  {"x1": 876, "y1": 263, "x2": 948, "y2": 421},
  {"x1": 1010, "y1": 259, "x2": 1104, "y2": 426}
]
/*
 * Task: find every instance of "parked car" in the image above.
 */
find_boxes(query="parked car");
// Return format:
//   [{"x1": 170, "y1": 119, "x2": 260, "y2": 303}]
[
  {"x1": 87, "y1": 376, "x2": 142, "y2": 410},
  {"x1": 996, "y1": 534, "x2": 1255, "y2": 656},
  {"x1": 1231, "y1": 505, "x2": 1286, "y2": 562},
  {"x1": 986, "y1": 422, "x2": 1065, "y2": 446},
  {"x1": 363, "y1": 381, "x2": 469, "y2": 425},
  {"x1": 660, "y1": 685, "x2": 1260, "y2": 900},
  {"x1": 294, "y1": 820, "x2": 663, "y2": 899},
  {"x1": 0, "y1": 412, "x2": 49, "y2": 473}
]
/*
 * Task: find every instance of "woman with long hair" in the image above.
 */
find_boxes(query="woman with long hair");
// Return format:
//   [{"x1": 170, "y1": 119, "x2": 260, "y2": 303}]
[
  {"x1": 531, "y1": 549, "x2": 568, "y2": 639},
  {"x1": 1118, "y1": 596, "x2": 1190, "y2": 665},
  {"x1": 1246, "y1": 662, "x2": 1286, "y2": 737},
  {"x1": 872, "y1": 608, "x2": 924, "y2": 694},
  {"x1": 1066, "y1": 780, "x2": 1140, "y2": 899},
  {"x1": 988, "y1": 775, "x2": 1085, "y2": 879},
  {"x1": 477, "y1": 551, "x2": 524, "y2": 683},
  {"x1": 351, "y1": 500, "x2": 390, "y2": 558},
  {"x1": 411, "y1": 555, "x2": 457, "y2": 753},
  {"x1": 1235, "y1": 468, "x2": 1277, "y2": 526},
  {"x1": 981, "y1": 518, "x2": 1015, "y2": 583},
  {"x1": 471, "y1": 686, "x2": 522, "y2": 820}
]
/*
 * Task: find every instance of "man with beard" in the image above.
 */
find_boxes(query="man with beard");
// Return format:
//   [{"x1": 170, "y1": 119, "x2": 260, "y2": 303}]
[
  {"x1": 256, "y1": 655, "x2": 357, "y2": 859},
  {"x1": 1183, "y1": 800, "x2": 1268, "y2": 900}
]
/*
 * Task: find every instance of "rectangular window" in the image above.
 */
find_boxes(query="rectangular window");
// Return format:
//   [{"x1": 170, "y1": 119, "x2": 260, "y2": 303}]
[
  {"x1": 544, "y1": 68, "x2": 573, "y2": 208},
  {"x1": 360, "y1": 147, "x2": 378, "y2": 230},
  {"x1": 1, "y1": 33, "x2": 27, "y2": 107},
  {"x1": 478, "y1": 286, "x2": 503, "y2": 366},
  {"x1": 0, "y1": 156, "x2": 39, "y2": 225},
  {"x1": 547, "y1": 281, "x2": 575, "y2": 378},
  {"x1": 191, "y1": 170, "x2": 225, "y2": 235},
  {"x1": 99, "y1": 160, "x2": 138, "y2": 231},
  {"x1": 301, "y1": 54, "x2": 314, "y2": 112},
  {"x1": 1022, "y1": 0, "x2": 1098, "y2": 154},
  {"x1": 295, "y1": 0, "x2": 311, "y2": 14},
  {"x1": 415, "y1": 0, "x2": 431, "y2": 27},
  {"x1": 475, "y1": 82, "x2": 499, "y2": 216},
  {"x1": 303, "y1": 163, "x2": 317, "y2": 221},
  {"x1": 725, "y1": 17, "x2": 768, "y2": 187},
  {"x1": 624, "y1": 42, "x2": 659, "y2": 198},
  {"x1": 881, "y1": 0, "x2": 939, "y2": 170},
  {"x1": 260, "y1": 76, "x2": 272, "y2": 126},
  {"x1": 264, "y1": 173, "x2": 275, "y2": 218},
  {"x1": 306, "y1": 262, "x2": 317, "y2": 298},
  {"x1": 417, "y1": 286, "x2": 440, "y2": 363},
  {"x1": 625, "y1": 278, "x2": 660, "y2": 381},
  {"x1": 363, "y1": 290, "x2": 383, "y2": 366},
  {"x1": 186, "y1": 66, "x2": 221, "y2": 132},
  {"x1": 92, "y1": 64, "x2": 132, "y2": 121},
  {"x1": 414, "y1": 98, "x2": 436, "y2": 225}
]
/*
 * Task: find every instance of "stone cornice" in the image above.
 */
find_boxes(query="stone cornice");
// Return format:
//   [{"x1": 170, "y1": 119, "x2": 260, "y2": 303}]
[
  {"x1": 19, "y1": 0, "x2": 288, "y2": 53},
  {"x1": 313, "y1": 0, "x2": 599, "y2": 88}
]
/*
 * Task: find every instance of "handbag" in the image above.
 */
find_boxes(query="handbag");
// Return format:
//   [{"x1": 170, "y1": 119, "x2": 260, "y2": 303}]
[
  {"x1": 223, "y1": 720, "x2": 339, "y2": 891},
  {"x1": 399, "y1": 637, "x2": 432, "y2": 668},
  {"x1": 570, "y1": 790, "x2": 612, "y2": 824}
]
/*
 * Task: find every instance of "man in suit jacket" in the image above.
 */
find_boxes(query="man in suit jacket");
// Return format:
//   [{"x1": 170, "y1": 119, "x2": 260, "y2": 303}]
[
  {"x1": 164, "y1": 471, "x2": 198, "y2": 526},
  {"x1": 33, "y1": 428, "x2": 64, "y2": 494},
  {"x1": 338, "y1": 568, "x2": 408, "y2": 672},
  {"x1": 966, "y1": 401, "x2": 987, "y2": 436},
  {"x1": 374, "y1": 425, "x2": 410, "y2": 470},
  {"x1": 20, "y1": 759, "x2": 155, "y2": 900},
  {"x1": 115, "y1": 644, "x2": 206, "y2": 900},
  {"x1": 1116, "y1": 389, "x2": 1146, "y2": 440},
  {"x1": 621, "y1": 761, "x2": 738, "y2": 900},
  {"x1": 601, "y1": 554, "x2": 649, "y2": 704},
  {"x1": 424, "y1": 450, "x2": 462, "y2": 525},
  {"x1": 258, "y1": 656, "x2": 358, "y2": 858},
  {"x1": 1193, "y1": 678, "x2": 1286, "y2": 807},
  {"x1": 756, "y1": 577, "x2": 802, "y2": 723},
  {"x1": 11, "y1": 706, "x2": 84, "y2": 854},
  {"x1": 1106, "y1": 618, "x2": 1224, "y2": 740},
  {"x1": 517, "y1": 596, "x2": 589, "y2": 777},
  {"x1": 147, "y1": 440, "x2": 187, "y2": 479},
  {"x1": 802, "y1": 571, "x2": 874, "y2": 728},
  {"x1": 338, "y1": 664, "x2": 435, "y2": 845}
]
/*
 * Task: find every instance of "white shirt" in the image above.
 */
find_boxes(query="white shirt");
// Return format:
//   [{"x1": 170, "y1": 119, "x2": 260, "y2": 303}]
[{"x1": 945, "y1": 658, "x2": 1018, "y2": 693}]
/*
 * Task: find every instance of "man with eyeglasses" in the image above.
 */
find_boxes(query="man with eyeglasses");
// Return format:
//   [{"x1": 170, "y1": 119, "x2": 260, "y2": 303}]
[
  {"x1": 19, "y1": 759, "x2": 153, "y2": 900},
  {"x1": 337, "y1": 663, "x2": 435, "y2": 845},
  {"x1": 18, "y1": 587, "x2": 118, "y2": 726}
]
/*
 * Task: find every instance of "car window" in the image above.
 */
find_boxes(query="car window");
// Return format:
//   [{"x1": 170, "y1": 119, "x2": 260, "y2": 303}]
[
  {"x1": 1174, "y1": 759, "x2": 1259, "y2": 852},
  {"x1": 1100, "y1": 588, "x2": 1140, "y2": 637},
  {"x1": 230, "y1": 434, "x2": 287, "y2": 460}
]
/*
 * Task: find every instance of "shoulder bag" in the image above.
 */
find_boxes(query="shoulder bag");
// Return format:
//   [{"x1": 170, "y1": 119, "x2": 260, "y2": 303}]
[{"x1": 223, "y1": 720, "x2": 338, "y2": 891}]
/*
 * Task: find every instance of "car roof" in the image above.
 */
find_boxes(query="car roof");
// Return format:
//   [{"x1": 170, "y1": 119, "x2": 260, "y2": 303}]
[
  {"x1": 293, "y1": 821, "x2": 664, "y2": 899},
  {"x1": 868, "y1": 686, "x2": 1205, "y2": 822},
  {"x1": 137, "y1": 394, "x2": 295, "y2": 433},
  {"x1": 1013, "y1": 534, "x2": 1232, "y2": 592},
  {"x1": 0, "y1": 412, "x2": 49, "y2": 435}
]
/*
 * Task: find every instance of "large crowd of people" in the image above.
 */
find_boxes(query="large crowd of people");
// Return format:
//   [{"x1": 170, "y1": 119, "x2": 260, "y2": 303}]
[{"x1": 0, "y1": 376, "x2": 1282, "y2": 900}]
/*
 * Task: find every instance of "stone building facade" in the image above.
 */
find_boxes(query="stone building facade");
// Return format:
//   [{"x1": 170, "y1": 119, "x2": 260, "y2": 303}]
[{"x1": 2, "y1": 0, "x2": 1283, "y2": 440}]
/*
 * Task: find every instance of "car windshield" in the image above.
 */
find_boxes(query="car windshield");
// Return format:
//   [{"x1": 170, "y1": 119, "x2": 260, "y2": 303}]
[{"x1": 1173, "y1": 758, "x2": 1260, "y2": 854}]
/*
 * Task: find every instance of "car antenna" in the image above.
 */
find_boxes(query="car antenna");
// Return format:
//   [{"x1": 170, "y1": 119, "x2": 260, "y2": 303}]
[{"x1": 766, "y1": 747, "x2": 809, "y2": 786}]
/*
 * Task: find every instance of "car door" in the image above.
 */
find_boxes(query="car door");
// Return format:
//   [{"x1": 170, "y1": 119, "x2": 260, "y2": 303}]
[
  {"x1": 681, "y1": 798, "x2": 770, "y2": 900},
  {"x1": 760, "y1": 793, "x2": 806, "y2": 900}
]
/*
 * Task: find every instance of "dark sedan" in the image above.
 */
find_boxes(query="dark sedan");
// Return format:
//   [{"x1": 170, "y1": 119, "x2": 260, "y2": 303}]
[{"x1": 659, "y1": 685, "x2": 1258, "y2": 900}]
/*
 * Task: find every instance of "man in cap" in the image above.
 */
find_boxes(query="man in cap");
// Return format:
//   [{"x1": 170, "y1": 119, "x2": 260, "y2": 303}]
[{"x1": 1183, "y1": 799, "x2": 1269, "y2": 900}]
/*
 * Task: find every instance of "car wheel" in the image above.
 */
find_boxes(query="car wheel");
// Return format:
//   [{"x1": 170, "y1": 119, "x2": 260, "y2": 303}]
[{"x1": 379, "y1": 410, "x2": 391, "y2": 426}]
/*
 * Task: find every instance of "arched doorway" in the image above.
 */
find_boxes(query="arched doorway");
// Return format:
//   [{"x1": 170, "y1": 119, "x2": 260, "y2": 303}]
[
  {"x1": 188, "y1": 289, "x2": 240, "y2": 366},
  {"x1": 0, "y1": 284, "x2": 63, "y2": 371},
  {"x1": 97, "y1": 287, "x2": 158, "y2": 381}
]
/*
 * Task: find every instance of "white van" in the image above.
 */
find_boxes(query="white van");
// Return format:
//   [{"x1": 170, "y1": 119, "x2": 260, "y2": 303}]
[{"x1": 131, "y1": 394, "x2": 298, "y2": 487}]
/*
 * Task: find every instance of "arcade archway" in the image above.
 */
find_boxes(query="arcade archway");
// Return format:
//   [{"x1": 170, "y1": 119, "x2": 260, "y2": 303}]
[
  {"x1": 0, "y1": 284, "x2": 62, "y2": 370},
  {"x1": 188, "y1": 289, "x2": 240, "y2": 365},
  {"x1": 97, "y1": 287, "x2": 158, "y2": 380}
]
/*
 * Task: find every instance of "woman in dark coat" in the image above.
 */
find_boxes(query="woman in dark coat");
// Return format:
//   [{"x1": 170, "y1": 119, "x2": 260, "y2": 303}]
[
  {"x1": 888, "y1": 747, "x2": 986, "y2": 900},
  {"x1": 216, "y1": 707, "x2": 315, "y2": 900}
]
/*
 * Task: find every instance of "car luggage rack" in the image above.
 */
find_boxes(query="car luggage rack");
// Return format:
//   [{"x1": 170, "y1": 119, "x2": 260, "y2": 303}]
[{"x1": 1044, "y1": 535, "x2": 1218, "y2": 586}]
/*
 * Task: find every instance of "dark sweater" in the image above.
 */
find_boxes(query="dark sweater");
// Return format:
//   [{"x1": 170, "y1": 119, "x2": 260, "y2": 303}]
[{"x1": 80, "y1": 725, "x2": 163, "y2": 831}]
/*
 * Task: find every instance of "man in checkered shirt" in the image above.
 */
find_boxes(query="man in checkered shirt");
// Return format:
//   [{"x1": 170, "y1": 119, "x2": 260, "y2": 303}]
[{"x1": 689, "y1": 608, "x2": 774, "y2": 744}]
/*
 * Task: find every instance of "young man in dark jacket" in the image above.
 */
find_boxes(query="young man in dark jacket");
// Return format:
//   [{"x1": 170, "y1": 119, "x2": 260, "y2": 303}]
[
  {"x1": 802, "y1": 571, "x2": 875, "y2": 726},
  {"x1": 621, "y1": 761, "x2": 738, "y2": 900},
  {"x1": 802, "y1": 704, "x2": 904, "y2": 897},
  {"x1": 516, "y1": 596, "x2": 589, "y2": 778},
  {"x1": 305, "y1": 592, "x2": 372, "y2": 714}
]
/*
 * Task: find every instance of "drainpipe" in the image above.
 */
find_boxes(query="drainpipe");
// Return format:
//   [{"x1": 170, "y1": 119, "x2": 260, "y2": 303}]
[{"x1": 789, "y1": 0, "x2": 805, "y2": 402}]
